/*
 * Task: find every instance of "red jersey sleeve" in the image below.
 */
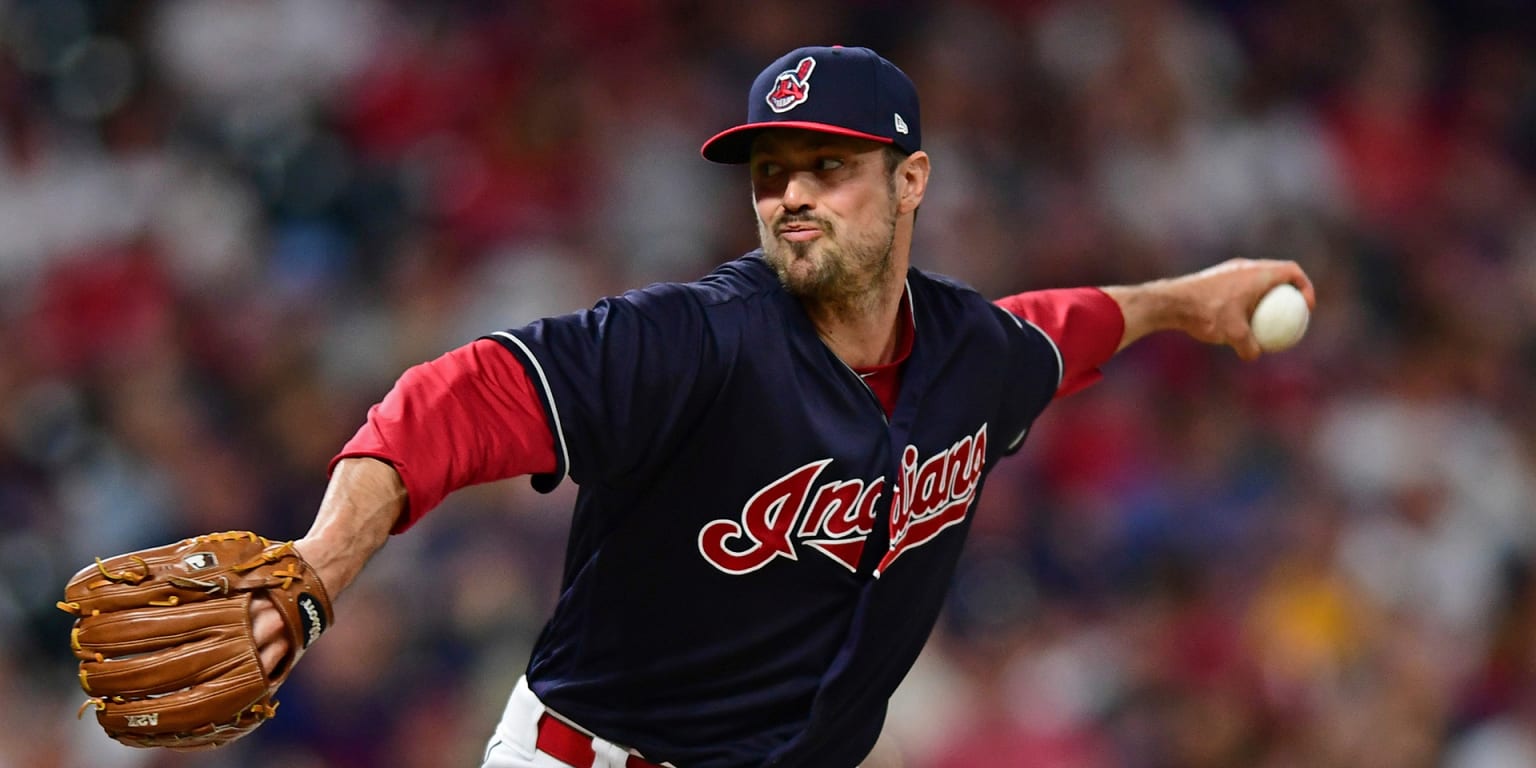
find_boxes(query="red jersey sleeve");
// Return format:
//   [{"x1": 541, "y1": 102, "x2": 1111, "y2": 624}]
[
  {"x1": 995, "y1": 287, "x2": 1124, "y2": 399},
  {"x1": 330, "y1": 338, "x2": 558, "y2": 533}
]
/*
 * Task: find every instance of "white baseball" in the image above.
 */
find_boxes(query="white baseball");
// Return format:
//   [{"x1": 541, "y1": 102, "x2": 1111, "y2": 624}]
[{"x1": 1250, "y1": 283, "x2": 1309, "y2": 352}]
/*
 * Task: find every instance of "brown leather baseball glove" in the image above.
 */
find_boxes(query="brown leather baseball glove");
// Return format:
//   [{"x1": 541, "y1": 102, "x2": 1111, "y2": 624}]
[{"x1": 58, "y1": 531, "x2": 333, "y2": 750}]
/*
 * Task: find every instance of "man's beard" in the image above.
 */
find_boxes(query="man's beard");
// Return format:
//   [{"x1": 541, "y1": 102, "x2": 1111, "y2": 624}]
[{"x1": 758, "y1": 204, "x2": 899, "y2": 316}]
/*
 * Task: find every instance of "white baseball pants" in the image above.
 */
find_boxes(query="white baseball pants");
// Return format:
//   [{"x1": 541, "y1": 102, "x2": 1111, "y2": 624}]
[{"x1": 480, "y1": 676, "x2": 672, "y2": 768}]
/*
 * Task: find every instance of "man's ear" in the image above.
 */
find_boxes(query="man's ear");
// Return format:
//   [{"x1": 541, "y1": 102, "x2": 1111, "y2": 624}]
[{"x1": 896, "y1": 151, "x2": 930, "y2": 214}]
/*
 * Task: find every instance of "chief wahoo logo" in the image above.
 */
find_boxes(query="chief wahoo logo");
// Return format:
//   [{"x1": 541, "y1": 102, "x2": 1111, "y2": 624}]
[{"x1": 765, "y1": 56, "x2": 816, "y2": 113}]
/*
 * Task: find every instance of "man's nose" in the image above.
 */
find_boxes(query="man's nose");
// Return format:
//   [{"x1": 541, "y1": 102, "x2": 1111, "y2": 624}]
[{"x1": 781, "y1": 172, "x2": 817, "y2": 212}]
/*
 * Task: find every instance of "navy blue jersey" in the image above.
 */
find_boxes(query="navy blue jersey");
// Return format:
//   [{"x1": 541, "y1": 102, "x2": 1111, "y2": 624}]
[{"x1": 485, "y1": 252, "x2": 1062, "y2": 768}]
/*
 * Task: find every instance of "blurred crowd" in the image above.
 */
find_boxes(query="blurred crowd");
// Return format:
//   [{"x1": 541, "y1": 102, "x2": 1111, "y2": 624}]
[{"x1": 2, "y1": 0, "x2": 1535, "y2": 766}]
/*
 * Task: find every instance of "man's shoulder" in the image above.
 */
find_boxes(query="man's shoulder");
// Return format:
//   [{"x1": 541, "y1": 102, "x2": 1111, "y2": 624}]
[
  {"x1": 909, "y1": 264, "x2": 985, "y2": 294},
  {"x1": 907, "y1": 266, "x2": 1043, "y2": 348},
  {"x1": 623, "y1": 252, "x2": 780, "y2": 312},
  {"x1": 691, "y1": 251, "x2": 781, "y2": 306},
  {"x1": 908, "y1": 266, "x2": 1001, "y2": 317}
]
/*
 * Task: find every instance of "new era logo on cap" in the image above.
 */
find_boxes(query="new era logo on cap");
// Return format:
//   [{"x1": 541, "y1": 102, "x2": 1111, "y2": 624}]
[{"x1": 701, "y1": 45, "x2": 922, "y2": 164}]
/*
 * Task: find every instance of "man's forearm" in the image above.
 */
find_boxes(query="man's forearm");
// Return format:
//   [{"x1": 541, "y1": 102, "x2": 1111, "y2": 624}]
[
  {"x1": 1100, "y1": 258, "x2": 1315, "y2": 360},
  {"x1": 1099, "y1": 281, "x2": 1186, "y2": 352},
  {"x1": 294, "y1": 457, "x2": 406, "y2": 596}
]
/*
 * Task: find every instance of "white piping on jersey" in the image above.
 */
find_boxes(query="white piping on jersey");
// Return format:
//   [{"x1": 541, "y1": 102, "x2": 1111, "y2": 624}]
[
  {"x1": 835, "y1": 279, "x2": 914, "y2": 424},
  {"x1": 490, "y1": 331, "x2": 571, "y2": 486},
  {"x1": 1010, "y1": 314, "x2": 1064, "y2": 392},
  {"x1": 1007, "y1": 427, "x2": 1029, "y2": 452},
  {"x1": 836, "y1": 357, "x2": 889, "y2": 425},
  {"x1": 1003, "y1": 312, "x2": 1063, "y2": 452}
]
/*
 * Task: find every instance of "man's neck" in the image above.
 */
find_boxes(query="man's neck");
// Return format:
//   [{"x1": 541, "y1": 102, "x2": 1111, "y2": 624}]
[{"x1": 803, "y1": 276, "x2": 907, "y2": 370}]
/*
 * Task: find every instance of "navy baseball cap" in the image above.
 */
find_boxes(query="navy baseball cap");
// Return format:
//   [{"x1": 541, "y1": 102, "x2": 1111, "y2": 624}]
[{"x1": 701, "y1": 45, "x2": 921, "y2": 164}]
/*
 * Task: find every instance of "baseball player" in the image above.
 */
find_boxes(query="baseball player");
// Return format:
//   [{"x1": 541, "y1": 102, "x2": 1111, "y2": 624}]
[{"x1": 62, "y1": 46, "x2": 1313, "y2": 767}]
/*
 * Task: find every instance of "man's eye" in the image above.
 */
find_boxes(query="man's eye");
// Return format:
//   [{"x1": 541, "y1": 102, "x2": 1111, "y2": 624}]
[
  {"x1": 757, "y1": 162, "x2": 782, "y2": 177},
  {"x1": 817, "y1": 158, "x2": 844, "y2": 171}
]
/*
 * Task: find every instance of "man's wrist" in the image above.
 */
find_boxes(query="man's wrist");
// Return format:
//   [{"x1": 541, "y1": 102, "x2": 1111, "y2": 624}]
[
  {"x1": 297, "y1": 458, "x2": 404, "y2": 597},
  {"x1": 1100, "y1": 279, "x2": 1186, "y2": 351}
]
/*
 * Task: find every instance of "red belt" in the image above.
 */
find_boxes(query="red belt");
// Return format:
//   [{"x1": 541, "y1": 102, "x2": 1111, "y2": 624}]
[{"x1": 536, "y1": 712, "x2": 665, "y2": 768}]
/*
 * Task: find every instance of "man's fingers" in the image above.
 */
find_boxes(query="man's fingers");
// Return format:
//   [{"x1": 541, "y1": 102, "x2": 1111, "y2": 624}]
[
  {"x1": 1235, "y1": 335, "x2": 1263, "y2": 361},
  {"x1": 251, "y1": 594, "x2": 291, "y2": 677},
  {"x1": 1228, "y1": 315, "x2": 1263, "y2": 361},
  {"x1": 1271, "y1": 260, "x2": 1316, "y2": 310},
  {"x1": 1292, "y1": 271, "x2": 1317, "y2": 310}
]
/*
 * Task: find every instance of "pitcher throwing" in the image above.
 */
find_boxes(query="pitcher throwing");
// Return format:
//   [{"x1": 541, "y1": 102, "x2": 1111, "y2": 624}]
[{"x1": 61, "y1": 45, "x2": 1313, "y2": 768}]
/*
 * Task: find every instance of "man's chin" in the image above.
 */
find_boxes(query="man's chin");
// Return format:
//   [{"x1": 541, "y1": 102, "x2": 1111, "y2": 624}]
[
  {"x1": 765, "y1": 243, "x2": 809, "y2": 271},
  {"x1": 769, "y1": 255, "x2": 825, "y2": 296}
]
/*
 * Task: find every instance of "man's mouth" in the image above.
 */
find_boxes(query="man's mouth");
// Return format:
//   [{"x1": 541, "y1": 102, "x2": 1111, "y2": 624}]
[{"x1": 777, "y1": 222, "x2": 823, "y2": 242}]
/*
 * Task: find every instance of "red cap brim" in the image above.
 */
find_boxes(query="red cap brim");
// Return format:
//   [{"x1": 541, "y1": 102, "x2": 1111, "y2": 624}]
[{"x1": 700, "y1": 121, "x2": 895, "y2": 164}]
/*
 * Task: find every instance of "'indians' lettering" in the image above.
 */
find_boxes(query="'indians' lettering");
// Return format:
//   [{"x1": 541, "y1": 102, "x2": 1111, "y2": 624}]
[{"x1": 698, "y1": 424, "x2": 987, "y2": 575}]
